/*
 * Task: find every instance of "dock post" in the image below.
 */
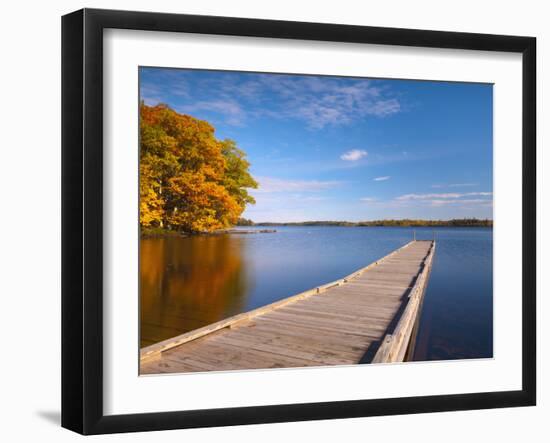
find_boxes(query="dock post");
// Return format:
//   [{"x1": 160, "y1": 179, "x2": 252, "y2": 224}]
[{"x1": 413, "y1": 229, "x2": 416, "y2": 241}]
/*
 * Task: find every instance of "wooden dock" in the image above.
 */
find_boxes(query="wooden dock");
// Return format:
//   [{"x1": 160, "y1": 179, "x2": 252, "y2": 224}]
[{"x1": 140, "y1": 240, "x2": 435, "y2": 374}]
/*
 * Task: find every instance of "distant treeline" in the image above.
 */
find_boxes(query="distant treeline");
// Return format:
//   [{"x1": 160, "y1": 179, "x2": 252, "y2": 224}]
[{"x1": 237, "y1": 218, "x2": 493, "y2": 227}]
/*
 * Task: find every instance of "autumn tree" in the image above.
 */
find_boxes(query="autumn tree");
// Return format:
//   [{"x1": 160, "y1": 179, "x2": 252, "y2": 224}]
[
  {"x1": 139, "y1": 103, "x2": 257, "y2": 232},
  {"x1": 221, "y1": 140, "x2": 257, "y2": 209}
]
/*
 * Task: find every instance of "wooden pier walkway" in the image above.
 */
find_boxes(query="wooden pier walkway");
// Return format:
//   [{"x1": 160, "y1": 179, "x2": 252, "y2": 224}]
[{"x1": 141, "y1": 240, "x2": 435, "y2": 374}]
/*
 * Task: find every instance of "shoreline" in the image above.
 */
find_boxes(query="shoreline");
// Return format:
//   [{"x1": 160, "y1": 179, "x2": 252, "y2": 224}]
[
  {"x1": 140, "y1": 227, "x2": 277, "y2": 238},
  {"x1": 236, "y1": 225, "x2": 493, "y2": 231},
  {"x1": 140, "y1": 224, "x2": 491, "y2": 239}
]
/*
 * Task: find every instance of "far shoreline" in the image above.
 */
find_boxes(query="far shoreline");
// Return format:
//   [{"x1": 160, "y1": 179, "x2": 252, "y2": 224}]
[
  {"x1": 141, "y1": 218, "x2": 493, "y2": 238},
  {"x1": 238, "y1": 217, "x2": 492, "y2": 228}
]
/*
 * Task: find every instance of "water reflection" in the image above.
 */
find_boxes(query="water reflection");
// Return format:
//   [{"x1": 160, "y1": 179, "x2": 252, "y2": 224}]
[{"x1": 140, "y1": 235, "x2": 249, "y2": 347}]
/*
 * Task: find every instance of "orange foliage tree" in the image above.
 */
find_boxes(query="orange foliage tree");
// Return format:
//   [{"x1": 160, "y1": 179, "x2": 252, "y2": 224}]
[{"x1": 139, "y1": 103, "x2": 257, "y2": 232}]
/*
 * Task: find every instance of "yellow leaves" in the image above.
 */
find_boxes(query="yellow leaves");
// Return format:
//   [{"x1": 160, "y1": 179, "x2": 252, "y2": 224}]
[
  {"x1": 166, "y1": 172, "x2": 241, "y2": 232},
  {"x1": 139, "y1": 103, "x2": 256, "y2": 232},
  {"x1": 140, "y1": 162, "x2": 165, "y2": 227}
]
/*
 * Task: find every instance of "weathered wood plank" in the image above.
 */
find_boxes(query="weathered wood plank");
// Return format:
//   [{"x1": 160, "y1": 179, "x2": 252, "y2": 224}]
[
  {"x1": 226, "y1": 326, "x2": 366, "y2": 357},
  {"x1": 372, "y1": 242, "x2": 435, "y2": 363},
  {"x1": 211, "y1": 334, "x2": 354, "y2": 365},
  {"x1": 282, "y1": 304, "x2": 399, "y2": 320},
  {"x1": 262, "y1": 311, "x2": 390, "y2": 334},
  {"x1": 248, "y1": 320, "x2": 373, "y2": 347}
]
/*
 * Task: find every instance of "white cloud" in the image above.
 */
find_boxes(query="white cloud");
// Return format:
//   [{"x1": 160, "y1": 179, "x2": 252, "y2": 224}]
[
  {"x1": 427, "y1": 199, "x2": 455, "y2": 206},
  {"x1": 448, "y1": 183, "x2": 478, "y2": 188},
  {"x1": 142, "y1": 71, "x2": 402, "y2": 130},
  {"x1": 432, "y1": 183, "x2": 478, "y2": 188},
  {"x1": 360, "y1": 197, "x2": 377, "y2": 202},
  {"x1": 340, "y1": 149, "x2": 368, "y2": 161},
  {"x1": 178, "y1": 100, "x2": 245, "y2": 126},
  {"x1": 397, "y1": 192, "x2": 462, "y2": 200},
  {"x1": 429, "y1": 199, "x2": 493, "y2": 207},
  {"x1": 374, "y1": 176, "x2": 391, "y2": 181},
  {"x1": 241, "y1": 75, "x2": 401, "y2": 129},
  {"x1": 141, "y1": 78, "x2": 189, "y2": 102},
  {"x1": 396, "y1": 192, "x2": 493, "y2": 201},
  {"x1": 367, "y1": 99, "x2": 401, "y2": 116},
  {"x1": 363, "y1": 191, "x2": 493, "y2": 213},
  {"x1": 253, "y1": 176, "x2": 342, "y2": 193}
]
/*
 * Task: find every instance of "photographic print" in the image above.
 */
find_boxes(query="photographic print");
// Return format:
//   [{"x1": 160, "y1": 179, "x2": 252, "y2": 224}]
[
  {"x1": 138, "y1": 67, "x2": 493, "y2": 375},
  {"x1": 61, "y1": 10, "x2": 536, "y2": 433}
]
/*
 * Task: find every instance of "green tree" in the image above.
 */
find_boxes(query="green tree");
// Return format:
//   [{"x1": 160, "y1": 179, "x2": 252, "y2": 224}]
[{"x1": 221, "y1": 139, "x2": 258, "y2": 211}]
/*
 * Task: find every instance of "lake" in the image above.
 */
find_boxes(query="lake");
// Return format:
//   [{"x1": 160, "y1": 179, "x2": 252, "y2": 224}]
[{"x1": 140, "y1": 226, "x2": 493, "y2": 361}]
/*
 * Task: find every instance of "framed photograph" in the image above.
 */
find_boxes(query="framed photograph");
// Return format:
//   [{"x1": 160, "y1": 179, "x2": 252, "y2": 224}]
[{"x1": 61, "y1": 8, "x2": 536, "y2": 435}]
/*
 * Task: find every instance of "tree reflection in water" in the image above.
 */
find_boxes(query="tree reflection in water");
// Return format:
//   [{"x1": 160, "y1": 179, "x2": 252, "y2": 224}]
[{"x1": 140, "y1": 235, "x2": 249, "y2": 347}]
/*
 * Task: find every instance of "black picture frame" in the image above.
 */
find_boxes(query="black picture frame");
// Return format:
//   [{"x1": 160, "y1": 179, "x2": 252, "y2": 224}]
[{"x1": 61, "y1": 8, "x2": 536, "y2": 435}]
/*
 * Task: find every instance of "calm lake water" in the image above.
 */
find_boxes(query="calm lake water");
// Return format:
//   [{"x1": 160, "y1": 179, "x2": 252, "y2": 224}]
[{"x1": 140, "y1": 226, "x2": 493, "y2": 361}]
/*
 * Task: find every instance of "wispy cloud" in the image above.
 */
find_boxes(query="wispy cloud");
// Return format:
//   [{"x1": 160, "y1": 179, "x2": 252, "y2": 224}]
[
  {"x1": 396, "y1": 192, "x2": 492, "y2": 201},
  {"x1": 340, "y1": 149, "x2": 368, "y2": 161},
  {"x1": 367, "y1": 99, "x2": 401, "y2": 116},
  {"x1": 140, "y1": 74, "x2": 190, "y2": 104},
  {"x1": 374, "y1": 176, "x2": 391, "y2": 181},
  {"x1": 397, "y1": 193, "x2": 461, "y2": 200},
  {"x1": 178, "y1": 100, "x2": 246, "y2": 126},
  {"x1": 360, "y1": 197, "x2": 377, "y2": 202},
  {"x1": 394, "y1": 192, "x2": 493, "y2": 208},
  {"x1": 448, "y1": 183, "x2": 478, "y2": 188},
  {"x1": 432, "y1": 183, "x2": 478, "y2": 189},
  {"x1": 266, "y1": 78, "x2": 401, "y2": 129},
  {"x1": 429, "y1": 199, "x2": 493, "y2": 207},
  {"x1": 141, "y1": 70, "x2": 402, "y2": 129},
  {"x1": 364, "y1": 191, "x2": 493, "y2": 213},
  {"x1": 253, "y1": 176, "x2": 342, "y2": 193}
]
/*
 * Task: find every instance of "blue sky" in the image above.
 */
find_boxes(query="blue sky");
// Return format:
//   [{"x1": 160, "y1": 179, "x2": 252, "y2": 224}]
[{"x1": 140, "y1": 67, "x2": 493, "y2": 222}]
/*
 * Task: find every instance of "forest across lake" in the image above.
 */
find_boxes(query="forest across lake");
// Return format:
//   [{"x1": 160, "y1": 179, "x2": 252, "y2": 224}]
[{"x1": 236, "y1": 218, "x2": 493, "y2": 228}]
